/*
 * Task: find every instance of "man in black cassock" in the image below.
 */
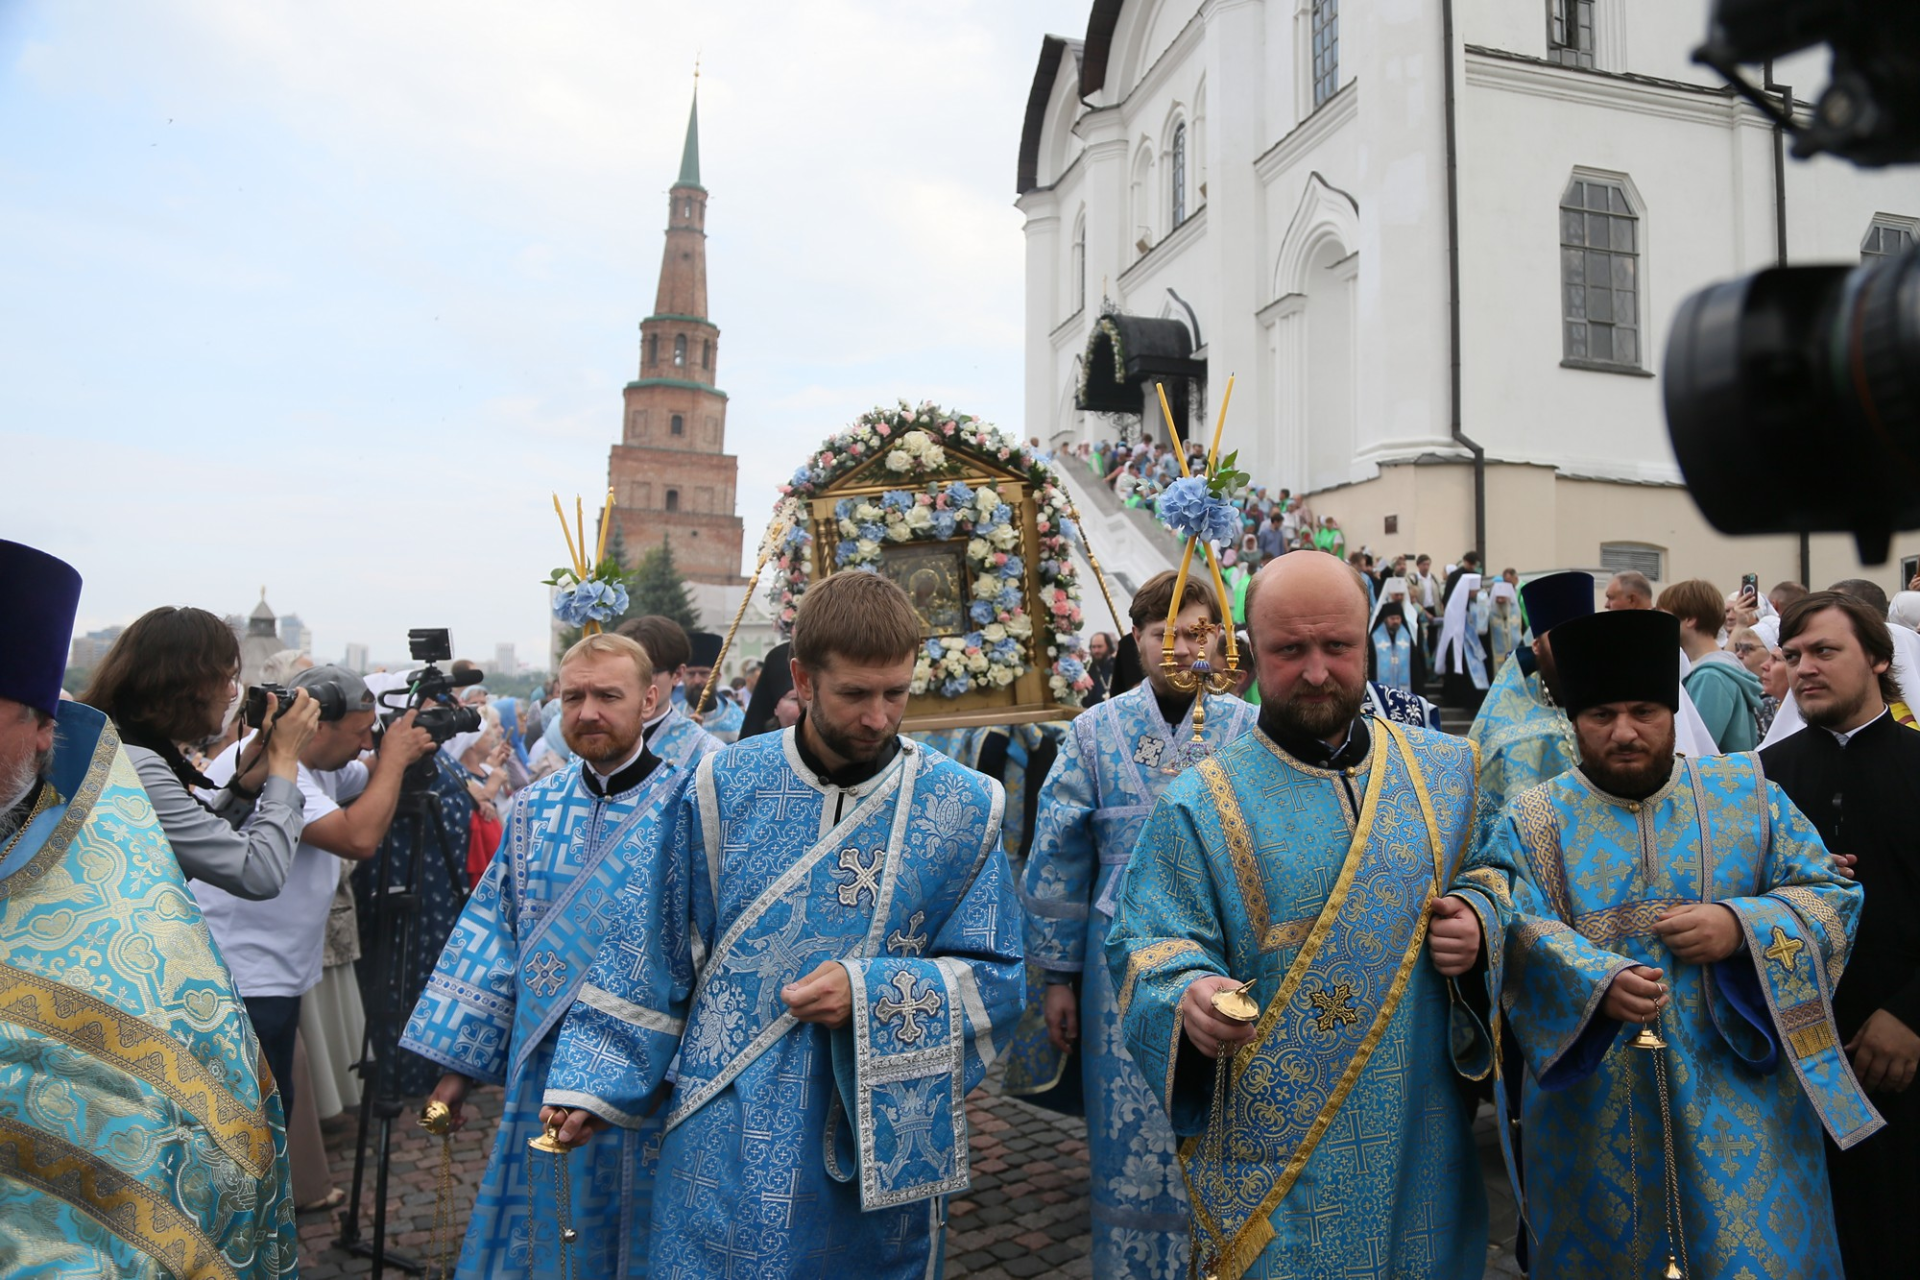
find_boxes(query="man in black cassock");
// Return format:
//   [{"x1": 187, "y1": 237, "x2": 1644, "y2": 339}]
[{"x1": 1762, "y1": 590, "x2": 1920, "y2": 1278}]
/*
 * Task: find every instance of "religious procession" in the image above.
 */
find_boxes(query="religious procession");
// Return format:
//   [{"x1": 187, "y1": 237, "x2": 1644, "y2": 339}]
[{"x1": 7, "y1": 3, "x2": 1920, "y2": 1280}]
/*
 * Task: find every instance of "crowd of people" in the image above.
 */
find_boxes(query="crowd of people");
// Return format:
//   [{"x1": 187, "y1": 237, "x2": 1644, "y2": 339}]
[{"x1": 4, "y1": 526, "x2": 1917, "y2": 1280}]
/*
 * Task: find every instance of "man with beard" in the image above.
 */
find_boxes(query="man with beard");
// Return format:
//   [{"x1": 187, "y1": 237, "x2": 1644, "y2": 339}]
[
  {"x1": 1009, "y1": 570, "x2": 1257, "y2": 1279},
  {"x1": 1440, "y1": 609, "x2": 1875, "y2": 1278},
  {"x1": 0, "y1": 539, "x2": 297, "y2": 1275},
  {"x1": 681, "y1": 630, "x2": 743, "y2": 742},
  {"x1": 1761, "y1": 591, "x2": 1920, "y2": 1276},
  {"x1": 400, "y1": 633, "x2": 687, "y2": 1278},
  {"x1": 1105, "y1": 552, "x2": 1489, "y2": 1280},
  {"x1": 541, "y1": 569, "x2": 1023, "y2": 1278}
]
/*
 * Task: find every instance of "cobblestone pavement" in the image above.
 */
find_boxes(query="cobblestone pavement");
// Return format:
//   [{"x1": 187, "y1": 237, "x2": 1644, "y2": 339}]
[{"x1": 298, "y1": 1084, "x2": 1522, "y2": 1278}]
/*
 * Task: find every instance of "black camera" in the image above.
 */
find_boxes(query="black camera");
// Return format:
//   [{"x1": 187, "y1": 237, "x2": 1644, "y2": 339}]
[
  {"x1": 244, "y1": 680, "x2": 350, "y2": 729},
  {"x1": 1665, "y1": 0, "x2": 1920, "y2": 564},
  {"x1": 373, "y1": 630, "x2": 485, "y2": 784}
]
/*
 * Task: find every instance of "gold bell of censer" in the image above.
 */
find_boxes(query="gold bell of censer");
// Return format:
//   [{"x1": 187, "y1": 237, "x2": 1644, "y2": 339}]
[{"x1": 419, "y1": 1101, "x2": 458, "y2": 1280}]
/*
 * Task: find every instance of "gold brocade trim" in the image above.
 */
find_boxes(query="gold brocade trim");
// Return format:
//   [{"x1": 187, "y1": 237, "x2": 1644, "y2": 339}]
[
  {"x1": 0, "y1": 1114, "x2": 239, "y2": 1280},
  {"x1": 0, "y1": 716, "x2": 117, "y2": 902},
  {"x1": 1117, "y1": 939, "x2": 1204, "y2": 1018},
  {"x1": 0, "y1": 965, "x2": 275, "y2": 1179},
  {"x1": 1510, "y1": 785, "x2": 1571, "y2": 921},
  {"x1": 1458, "y1": 866, "x2": 1513, "y2": 910},
  {"x1": 1775, "y1": 885, "x2": 1848, "y2": 987},
  {"x1": 1188, "y1": 720, "x2": 1443, "y2": 1277},
  {"x1": 1571, "y1": 898, "x2": 1691, "y2": 948}
]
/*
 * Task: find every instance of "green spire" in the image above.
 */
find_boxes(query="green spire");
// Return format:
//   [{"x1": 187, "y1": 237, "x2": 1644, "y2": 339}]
[{"x1": 677, "y1": 85, "x2": 701, "y2": 189}]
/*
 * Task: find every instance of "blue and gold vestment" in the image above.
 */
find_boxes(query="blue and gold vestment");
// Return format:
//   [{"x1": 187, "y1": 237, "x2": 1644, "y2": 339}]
[
  {"x1": 0, "y1": 703, "x2": 297, "y2": 1278},
  {"x1": 1452, "y1": 755, "x2": 1880, "y2": 1279},
  {"x1": 649, "y1": 705, "x2": 723, "y2": 772},
  {"x1": 1011, "y1": 684, "x2": 1256, "y2": 1279},
  {"x1": 549, "y1": 730, "x2": 1025, "y2": 1280},
  {"x1": 1106, "y1": 718, "x2": 1488, "y2": 1280},
  {"x1": 401, "y1": 757, "x2": 686, "y2": 1279},
  {"x1": 1468, "y1": 653, "x2": 1578, "y2": 816}
]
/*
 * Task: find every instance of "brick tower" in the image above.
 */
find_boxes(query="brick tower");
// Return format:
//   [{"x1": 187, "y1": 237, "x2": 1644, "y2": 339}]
[{"x1": 606, "y1": 86, "x2": 745, "y2": 586}]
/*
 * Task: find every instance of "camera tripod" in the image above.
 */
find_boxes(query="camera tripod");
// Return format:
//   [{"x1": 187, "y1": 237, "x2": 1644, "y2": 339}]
[{"x1": 336, "y1": 773, "x2": 470, "y2": 1278}]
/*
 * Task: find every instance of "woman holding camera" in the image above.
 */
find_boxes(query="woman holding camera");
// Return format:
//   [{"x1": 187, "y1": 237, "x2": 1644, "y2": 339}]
[{"x1": 79, "y1": 606, "x2": 322, "y2": 898}]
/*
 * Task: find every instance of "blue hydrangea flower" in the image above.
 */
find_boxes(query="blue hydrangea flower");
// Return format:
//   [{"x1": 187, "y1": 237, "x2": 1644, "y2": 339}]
[
  {"x1": 998, "y1": 556, "x2": 1023, "y2": 580},
  {"x1": 969, "y1": 600, "x2": 995, "y2": 625},
  {"x1": 794, "y1": 467, "x2": 815, "y2": 488},
  {"x1": 941, "y1": 674, "x2": 972, "y2": 697},
  {"x1": 1156, "y1": 476, "x2": 1240, "y2": 546},
  {"x1": 992, "y1": 639, "x2": 1020, "y2": 663},
  {"x1": 835, "y1": 498, "x2": 854, "y2": 520},
  {"x1": 852, "y1": 563, "x2": 879, "y2": 575},
  {"x1": 931, "y1": 511, "x2": 958, "y2": 539},
  {"x1": 857, "y1": 521, "x2": 886, "y2": 543},
  {"x1": 997, "y1": 587, "x2": 1021, "y2": 610},
  {"x1": 881, "y1": 490, "x2": 914, "y2": 512},
  {"x1": 1059, "y1": 517, "x2": 1078, "y2": 543},
  {"x1": 835, "y1": 540, "x2": 857, "y2": 565},
  {"x1": 963, "y1": 630, "x2": 986, "y2": 650},
  {"x1": 944, "y1": 481, "x2": 975, "y2": 508},
  {"x1": 1058, "y1": 657, "x2": 1086, "y2": 681},
  {"x1": 924, "y1": 639, "x2": 944, "y2": 661}
]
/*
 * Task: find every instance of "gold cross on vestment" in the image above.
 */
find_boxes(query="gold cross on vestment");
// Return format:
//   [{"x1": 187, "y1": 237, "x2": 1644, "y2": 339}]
[
  {"x1": 1763, "y1": 925, "x2": 1805, "y2": 974},
  {"x1": 1309, "y1": 981, "x2": 1360, "y2": 1034}
]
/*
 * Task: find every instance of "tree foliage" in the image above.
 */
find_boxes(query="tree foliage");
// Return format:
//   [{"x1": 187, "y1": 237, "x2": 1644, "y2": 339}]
[{"x1": 630, "y1": 538, "x2": 700, "y2": 632}]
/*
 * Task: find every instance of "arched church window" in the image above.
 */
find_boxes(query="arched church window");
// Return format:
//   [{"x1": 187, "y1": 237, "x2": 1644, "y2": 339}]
[
  {"x1": 682, "y1": 198, "x2": 693, "y2": 219},
  {"x1": 1560, "y1": 175, "x2": 1641, "y2": 369},
  {"x1": 674, "y1": 335, "x2": 687, "y2": 367},
  {"x1": 1171, "y1": 124, "x2": 1187, "y2": 226},
  {"x1": 665, "y1": 489, "x2": 680, "y2": 513},
  {"x1": 671, "y1": 414, "x2": 685, "y2": 436}
]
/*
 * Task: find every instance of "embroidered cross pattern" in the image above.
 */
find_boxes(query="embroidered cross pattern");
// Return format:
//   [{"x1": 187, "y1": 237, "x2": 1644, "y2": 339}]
[
  {"x1": 1703, "y1": 1116, "x2": 1758, "y2": 1175},
  {"x1": 877, "y1": 1078, "x2": 949, "y2": 1182},
  {"x1": 1133, "y1": 735, "x2": 1166, "y2": 767},
  {"x1": 525, "y1": 951, "x2": 568, "y2": 998},
  {"x1": 887, "y1": 910, "x2": 929, "y2": 957},
  {"x1": 874, "y1": 970, "x2": 942, "y2": 1045},
  {"x1": 1308, "y1": 981, "x2": 1360, "y2": 1034},
  {"x1": 1763, "y1": 925, "x2": 1805, "y2": 974},
  {"x1": 835, "y1": 846, "x2": 884, "y2": 908}
]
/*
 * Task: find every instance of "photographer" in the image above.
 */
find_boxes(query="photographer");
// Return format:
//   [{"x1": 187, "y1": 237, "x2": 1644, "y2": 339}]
[
  {"x1": 77, "y1": 606, "x2": 323, "y2": 899},
  {"x1": 191, "y1": 665, "x2": 436, "y2": 1113}
]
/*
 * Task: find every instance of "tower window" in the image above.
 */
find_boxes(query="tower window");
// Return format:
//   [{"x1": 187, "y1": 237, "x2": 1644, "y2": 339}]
[
  {"x1": 702, "y1": 338, "x2": 711, "y2": 369},
  {"x1": 674, "y1": 335, "x2": 687, "y2": 367},
  {"x1": 682, "y1": 198, "x2": 692, "y2": 218},
  {"x1": 671, "y1": 414, "x2": 685, "y2": 436},
  {"x1": 1863, "y1": 217, "x2": 1916, "y2": 260},
  {"x1": 1171, "y1": 123, "x2": 1187, "y2": 227},
  {"x1": 647, "y1": 334, "x2": 658, "y2": 367},
  {"x1": 1311, "y1": 0, "x2": 1339, "y2": 107},
  {"x1": 665, "y1": 489, "x2": 680, "y2": 513},
  {"x1": 1560, "y1": 176, "x2": 1641, "y2": 369},
  {"x1": 1549, "y1": 0, "x2": 1595, "y2": 69}
]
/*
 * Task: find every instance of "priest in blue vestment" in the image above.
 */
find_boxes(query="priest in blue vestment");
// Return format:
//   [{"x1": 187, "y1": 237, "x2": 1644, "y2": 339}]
[
  {"x1": 1107, "y1": 552, "x2": 1488, "y2": 1280},
  {"x1": 1012, "y1": 569, "x2": 1256, "y2": 1279},
  {"x1": 617, "y1": 616, "x2": 726, "y2": 772},
  {"x1": 1439, "y1": 609, "x2": 1879, "y2": 1279},
  {"x1": 1468, "y1": 571, "x2": 1594, "y2": 817},
  {"x1": 401, "y1": 633, "x2": 688, "y2": 1279},
  {"x1": 1367, "y1": 599, "x2": 1420, "y2": 697},
  {"x1": 0, "y1": 539, "x2": 298, "y2": 1277},
  {"x1": 543, "y1": 570, "x2": 1024, "y2": 1279}
]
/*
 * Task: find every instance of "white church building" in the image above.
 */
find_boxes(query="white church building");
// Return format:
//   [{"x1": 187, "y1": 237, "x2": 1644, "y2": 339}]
[{"x1": 1017, "y1": 0, "x2": 1920, "y2": 590}]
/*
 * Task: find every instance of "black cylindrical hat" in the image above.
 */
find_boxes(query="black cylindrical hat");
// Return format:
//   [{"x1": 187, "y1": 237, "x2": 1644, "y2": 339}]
[
  {"x1": 1519, "y1": 571, "x2": 1595, "y2": 636},
  {"x1": 1548, "y1": 610, "x2": 1681, "y2": 716},
  {"x1": 0, "y1": 540, "x2": 83, "y2": 718}
]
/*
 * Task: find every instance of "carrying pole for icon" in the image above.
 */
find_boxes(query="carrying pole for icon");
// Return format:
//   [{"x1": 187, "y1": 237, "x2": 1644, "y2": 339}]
[
  {"x1": 1056, "y1": 491, "x2": 1123, "y2": 637},
  {"x1": 696, "y1": 506, "x2": 796, "y2": 719}
]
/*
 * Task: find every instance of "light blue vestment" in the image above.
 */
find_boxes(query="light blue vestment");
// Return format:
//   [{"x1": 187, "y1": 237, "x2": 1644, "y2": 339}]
[
  {"x1": 0, "y1": 704, "x2": 296, "y2": 1277},
  {"x1": 649, "y1": 705, "x2": 723, "y2": 772},
  {"x1": 1371, "y1": 621, "x2": 1415, "y2": 694},
  {"x1": 1450, "y1": 756, "x2": 1879, "y2": 1279},
  {"x1": 400, "y1": 756, "x2": 685, "y2": 1279},
  {"x1": 1106, "y1": 718, "x2": 1488, "y2": 1280},
  {"x1": 1011, "y1": 686, "x2": 1256, "y2": 1279},
  {"x1": 1486, "y1": 604, "x2": 1524, "y2": 677},
  {"x1": 1467, "y1": 654, "x2": 1578, "y2": 817},
  {"x1": 550, "y1": 730, "x2": 1025, "y2": 1279}
]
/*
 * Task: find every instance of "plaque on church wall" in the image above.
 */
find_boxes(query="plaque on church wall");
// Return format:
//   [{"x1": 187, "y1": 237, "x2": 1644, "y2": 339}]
[{"x1": 768, "y1": 402, "x2": 1096, "y2": 731}]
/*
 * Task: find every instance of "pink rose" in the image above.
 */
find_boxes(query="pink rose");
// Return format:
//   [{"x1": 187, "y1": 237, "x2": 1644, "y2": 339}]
[
  {"x1": 942, "y1": 422, "x2": 956, "y2": 436},
  {"x1": 851, "y1": 443, "x2": 864, "y2": 454},
  {"x1": 993, "y1": 552, "x2": 1008, "y2": 566},
  {"x1": 877, "y1": 424, "x2": 891, "y2": 437}
]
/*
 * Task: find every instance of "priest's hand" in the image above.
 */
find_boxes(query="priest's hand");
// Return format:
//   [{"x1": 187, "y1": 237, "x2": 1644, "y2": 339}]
[
  {"x1": 1427, "y1": 895, "x2": 1482, "y2": 977},
  {"x1": 1832, "y1": 852, "x2": 1858, "y2": 881},
  {"x1": 1846, "y1": 1009, "x2": 1920, "y2": 1094},
  {"x1": 1043, "y1": 982, "x2": 1079, "y2": 1053},
  {"x1": 1652, "y1": 903, "x2": 1743, "y2": 964},
  {"x1": 428, "y1": 1072, "x2": 472, "y2": 1131},
  {"x1": 784, "y1": 961, "x2": 852, "y2": 1028},
  {"x1": 1601, "y1": 965, "x2": 1669, "y2": 1026},
  {"x1": 538, "y1": 1105, "x2": 606, "y2": 1147},
  {"x1": 1179, "y1": 976, "x2": 1260, "y2": 1059}
]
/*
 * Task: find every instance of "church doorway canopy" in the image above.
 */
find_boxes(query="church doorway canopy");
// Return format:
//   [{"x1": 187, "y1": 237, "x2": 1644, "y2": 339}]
[{"x1": 1076, "y1": 311, "x2": 1206, "y2": 443}]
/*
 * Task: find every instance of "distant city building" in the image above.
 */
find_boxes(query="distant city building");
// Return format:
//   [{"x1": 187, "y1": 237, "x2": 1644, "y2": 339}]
[
  {"x1": 493, "y1": 643, "x2": 517, "y2": 678},
  {"x1": 67, "y1": 625, "x2": 124, "y2": 673},
  {"x1": 240, "y1": 590, "x2": 281, "y2": 685},
  {"x1": 277, "y1": 614, "x2": 311, "y2": 654},
  {"x1": 342, "y1": 643, "x2": 370, "y2": 674}
]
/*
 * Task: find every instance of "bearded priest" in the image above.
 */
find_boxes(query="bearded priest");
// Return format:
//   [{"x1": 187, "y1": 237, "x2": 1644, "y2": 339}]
[
  {"x1": 1439, "y1": 608, "x2": 1877, "y2": 1278},
  {"x1": 541, "y1": 569, "x2": 1024, "y2": 1278},
  {"x1": 1106, "y1": 552, "x2": 1488, "y2": 1280},
  {"x1": 400, "y1": 632, "x2": 687, "y2": 1279}
]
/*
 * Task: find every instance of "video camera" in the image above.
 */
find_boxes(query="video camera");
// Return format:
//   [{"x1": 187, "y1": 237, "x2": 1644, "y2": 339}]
[
  {"x1": 1664, "y1": 0, "x2": 1920, "y2": 564},
  {"x1": 374, "y1": 630, "x2": 484, "y2": 787}
]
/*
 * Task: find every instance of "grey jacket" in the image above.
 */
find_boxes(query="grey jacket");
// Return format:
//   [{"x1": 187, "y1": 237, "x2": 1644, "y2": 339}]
[{"x1": 125, "y1": 745, "x2": 306, "y2": 900}]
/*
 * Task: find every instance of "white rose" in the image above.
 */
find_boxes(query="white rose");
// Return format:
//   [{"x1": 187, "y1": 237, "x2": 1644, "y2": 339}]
[
  {"x1": 967, "y1": 652, "x2": 989, "y2": 674},
  {"x1": 901, "y1": 429, "x2": 931, "y2": 456},
  {"x1": 975, "y1": 486, "x2": 1000, "y2": 511},
  {"x1": 990, "y1": 524, "x2": 1019, "y2": 550},
  {"x1": 967, "y1": 538, "x2": 991, "y2": 561},
  {"x1": 942, "y1": 636, "x2": 968, "y2": 651},
  {"x1": 886, "y1": 523, "x2": 912, "y2": 542},
  {"x1": 983, "y1": 623, "x2": 1007, "y2": 643},
  {"x1": 922, "y1": 445, "x2": 945, "y2": 469},
  {"x1": 904, "y1": 505, "x2": 933, "y2": 529},
  {"x1": 910, "y1": 676, "x2": 929, "y2": 695},
  {"x1": 974, "y1": 575, "x2": 1000, "y2": 598},
  {"x1": 838, "y1": 519, "x2": 859, "y2": 537},
  {"x1": 854, "y1": 503, "x2": 880, "y2": 521},
  {"x1": 1007, "y1": 614, "x2": 1034, "y2": 637},
  {"x1": 857, "y1": 539, "x2": 880, "y2": 558}
]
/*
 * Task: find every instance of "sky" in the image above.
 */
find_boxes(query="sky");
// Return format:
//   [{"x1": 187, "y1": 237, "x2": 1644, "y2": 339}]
[{"x1": 0, "y1": 0, "x2": 1091, "y2": 667}]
